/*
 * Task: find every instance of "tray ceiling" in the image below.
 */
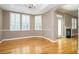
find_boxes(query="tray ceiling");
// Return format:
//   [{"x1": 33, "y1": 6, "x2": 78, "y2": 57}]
[{"x1": 0, "y1": 4, "x2": 58, "y2": 15}]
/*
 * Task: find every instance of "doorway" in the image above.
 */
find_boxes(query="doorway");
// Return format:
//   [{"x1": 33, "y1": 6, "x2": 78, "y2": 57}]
[{"x1": 57, "y1": 15, "x2": 63, "y2": 38}]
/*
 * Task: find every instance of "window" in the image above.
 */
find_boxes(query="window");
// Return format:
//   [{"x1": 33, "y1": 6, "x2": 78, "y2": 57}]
[
  {"x1": 10, "y1": 13, "x2": 20, "y2": 31},
  {"x1": 22, "y1": 14, "x2": 30, "y2": 30},
  {"x1": 35, "y1": 16, "x2": 42, "y2": 30},
  {"x1": 72, "y1": 18, "x2": 77, "y2": 29}
]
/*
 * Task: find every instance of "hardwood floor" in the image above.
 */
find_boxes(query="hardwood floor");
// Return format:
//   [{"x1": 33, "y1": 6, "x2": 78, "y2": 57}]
[{"x1": 0, "y1": 37, "x2": 77, "y2": 54}]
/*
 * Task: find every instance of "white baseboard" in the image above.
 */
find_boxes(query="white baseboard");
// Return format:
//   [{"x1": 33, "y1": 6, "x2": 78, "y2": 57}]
[{"x1": 1, "y1": 36, "x2": 58, "y2": 43}]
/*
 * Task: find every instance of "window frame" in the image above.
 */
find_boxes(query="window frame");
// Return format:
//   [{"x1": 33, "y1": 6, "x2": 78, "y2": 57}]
[
  {"x1": 35, "y1": 15, "x2": 42, "y2": 30},
  {"x1": 10, "y1": 12, "x2": 21, "y2": 31},
  {"x1": 21, "y1": 14, "x2": 30, "y2": 30},
  {"x1": 72, "y1": 18, "x2": 77, "y2": 29}
]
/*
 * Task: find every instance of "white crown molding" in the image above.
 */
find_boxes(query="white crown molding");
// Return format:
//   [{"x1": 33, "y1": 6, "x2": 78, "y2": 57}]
[{"x1": 0, "y1": 4, "x2": 59, "y2": 15}]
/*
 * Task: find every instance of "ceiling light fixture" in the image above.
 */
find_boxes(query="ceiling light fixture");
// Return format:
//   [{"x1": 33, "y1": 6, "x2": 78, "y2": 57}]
[{"x1": 25, "y1": 4, "x2": 38, "y2": 9}]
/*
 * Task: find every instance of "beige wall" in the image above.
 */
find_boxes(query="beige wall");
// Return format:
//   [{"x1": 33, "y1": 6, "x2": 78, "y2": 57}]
[
  {"x1": 42, "y1": 11, "x2": 53, "y2": 39},
  {"x1": 3, "y1": 11, "x2": 10, "y2": 31},
  {"x1": 64, "y1": 14, "x2": 78, "y2": 36},
  {"x1": 2, "y1": 9, "x2": 78, "y2": 41},
  {"x1": 2, "y1": 10, "x2": 57, "y2": 41},
  {"x1": 56, "y1": 11, "x2": 78, "y2": 37},
  {"x1": 0, "y1": 9, "x2": 3, "y2": 40},
  {"x1": 2, "y1": 11, "x2": 43, "y2": 39},
  {"x1": 42, "y1": 9, "x2": 58, "y2": 40}
]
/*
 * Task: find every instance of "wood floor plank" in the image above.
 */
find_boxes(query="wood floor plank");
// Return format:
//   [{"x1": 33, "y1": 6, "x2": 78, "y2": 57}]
[{"x1": 0, "y1": 37, "x2": 77, "y2": 54}]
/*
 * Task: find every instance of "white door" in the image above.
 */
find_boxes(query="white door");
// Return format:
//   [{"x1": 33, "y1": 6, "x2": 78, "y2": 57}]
[
  {"x1": 57, "y1": 15, "x2": 63, "y2": 38},
  {"x1": 58, "y1": 18, "x2": 62, "y2": 37}
]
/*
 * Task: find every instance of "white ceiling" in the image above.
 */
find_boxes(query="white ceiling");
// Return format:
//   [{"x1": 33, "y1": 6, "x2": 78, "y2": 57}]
[
  {"x1": 61, "y1": 4, "x2": 79, "y2": 11},
  {"x1": 58, "y1": 4, "x2": 79, "y2": 17},
  {"x1": 0, "y1": 4, "x2": 58, "y2": 15},
  {"x1": 0, "y1": 4, "x2": 78, "y2": 16}
]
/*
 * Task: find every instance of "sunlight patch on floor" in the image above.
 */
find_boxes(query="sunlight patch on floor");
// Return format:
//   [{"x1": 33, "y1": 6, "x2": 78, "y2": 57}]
[
  {"x1": 11, "y1": 46, "x2": 30, "y2": 54},
  {"x1": 11, "y1": 46, "x2": 42, "y2": 54}
]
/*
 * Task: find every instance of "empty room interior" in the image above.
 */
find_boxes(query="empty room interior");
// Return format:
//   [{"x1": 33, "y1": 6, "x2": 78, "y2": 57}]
[{"x1": 0, "y1": 4, "x2": 78, "y2": 54}]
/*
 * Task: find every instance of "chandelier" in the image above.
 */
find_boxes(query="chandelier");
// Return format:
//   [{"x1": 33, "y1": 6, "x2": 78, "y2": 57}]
[{"x1": 25, "y1": 4, "x2": 38, "y2": 9}]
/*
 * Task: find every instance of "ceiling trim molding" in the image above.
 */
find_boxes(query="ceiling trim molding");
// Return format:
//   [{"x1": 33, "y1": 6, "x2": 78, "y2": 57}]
[{"x1": 0, "y1": 4, "x2": 59, "y2": 15}]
